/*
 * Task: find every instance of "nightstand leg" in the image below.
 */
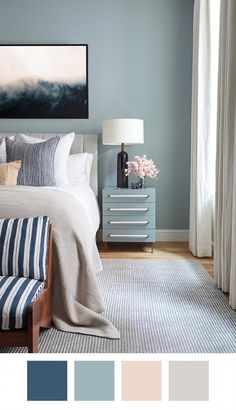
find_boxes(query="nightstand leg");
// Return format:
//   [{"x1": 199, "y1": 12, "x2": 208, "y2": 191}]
[
  {"x1": 150, "y1": 243, "x2": 154, "y2": 253},
  {"x1": 104, "y1": 242, "x2": 108, "y2": 251}
]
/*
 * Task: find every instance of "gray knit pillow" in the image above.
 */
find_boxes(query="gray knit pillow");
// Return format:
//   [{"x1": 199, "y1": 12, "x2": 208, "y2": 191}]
[{"x1": 6, "y1": 137, "x2": 60, "y2": 186}]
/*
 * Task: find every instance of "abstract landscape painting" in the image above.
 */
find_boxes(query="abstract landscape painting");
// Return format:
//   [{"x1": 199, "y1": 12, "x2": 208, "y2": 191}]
[{"x1": 0, "y1": 45, "x2": 88, "y2": 118}]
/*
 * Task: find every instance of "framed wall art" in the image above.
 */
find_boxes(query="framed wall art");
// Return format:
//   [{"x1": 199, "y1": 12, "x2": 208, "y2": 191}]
[{"x1": 0, "y1": 44, "x2": 88, "y2": 119}]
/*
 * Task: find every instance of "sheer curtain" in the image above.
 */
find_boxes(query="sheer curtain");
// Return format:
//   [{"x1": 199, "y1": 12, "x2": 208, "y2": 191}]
[
  {"x1": 189, "y1": 0, "x2": 220, "y2": 257},
  {"x1": 214, "y1": 0, "x2": 236, "y2": 308}
]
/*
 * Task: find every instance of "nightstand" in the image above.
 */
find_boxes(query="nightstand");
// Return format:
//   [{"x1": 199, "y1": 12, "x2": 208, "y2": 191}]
[{"x1": 102, "y1": 187, "x2": 156, "y2": 251}]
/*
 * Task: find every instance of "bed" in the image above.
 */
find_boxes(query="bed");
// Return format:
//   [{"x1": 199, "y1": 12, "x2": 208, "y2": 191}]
[{"x1": 0, "y1": 133, "x2": 119, "y2": 339}]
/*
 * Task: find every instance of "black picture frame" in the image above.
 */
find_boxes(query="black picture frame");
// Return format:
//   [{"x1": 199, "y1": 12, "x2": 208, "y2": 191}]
[{"x1": 0, "y1": 44, "x2": 88, "y2": 119}]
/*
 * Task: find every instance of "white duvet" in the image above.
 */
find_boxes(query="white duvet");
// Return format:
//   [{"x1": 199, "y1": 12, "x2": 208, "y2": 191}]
[{"x1": 43, "y1": 182, "x2": 100, "y2": 236}]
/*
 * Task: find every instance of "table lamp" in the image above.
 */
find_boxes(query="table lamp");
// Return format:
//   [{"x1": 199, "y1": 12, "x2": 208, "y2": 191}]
[{"x1": 102, "y1": 118, "x2": 144, "y2": 188}]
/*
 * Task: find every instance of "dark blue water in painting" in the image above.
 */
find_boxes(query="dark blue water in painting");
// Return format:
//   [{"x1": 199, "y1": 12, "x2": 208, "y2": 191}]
[{"x1": 0, "y1": 79, "x2": 88, "y2": 118}]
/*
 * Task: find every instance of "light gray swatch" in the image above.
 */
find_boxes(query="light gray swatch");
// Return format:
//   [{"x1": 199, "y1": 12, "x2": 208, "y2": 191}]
[
  {"x1": 6, "y1": 137, "x2": 60, "y2": 186},
  {"x1": 169, "y1": 361, "x2": 209, "y2": 401}
]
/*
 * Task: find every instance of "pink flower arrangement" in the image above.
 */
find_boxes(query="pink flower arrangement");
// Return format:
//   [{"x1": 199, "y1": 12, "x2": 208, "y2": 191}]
[{"x1": 126, "y1": 155, "x2": 159, "y2": 181}]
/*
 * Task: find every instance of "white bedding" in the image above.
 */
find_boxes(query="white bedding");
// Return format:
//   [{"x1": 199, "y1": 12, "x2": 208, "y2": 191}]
[{"x1": 43, "y1": 182, "x2": 100, "y2": 236}]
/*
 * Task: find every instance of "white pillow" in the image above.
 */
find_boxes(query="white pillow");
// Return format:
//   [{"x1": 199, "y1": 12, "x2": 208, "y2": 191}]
[
  {"x1": 67, "y1": 153, "x2": 93, "y2": 185},
  {"x1": 0, "y1": 138, "x2": 6, "y2": 163},
  {"x1": 14, "y1": 132, "x2": 75, "y2": 186}
]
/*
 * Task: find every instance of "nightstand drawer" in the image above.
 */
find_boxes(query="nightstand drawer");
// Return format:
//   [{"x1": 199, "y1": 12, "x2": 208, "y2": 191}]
[
  {"x1": 103, "y1": 229, "x2": 156, "y2": 242},
  {"x1": 103, "y1": 202, "x2": 155, "y2": 216},
  {"x1": 103, "y1": 215, "x2": 155, "y2": 229},
  {"x1": 103, "y1": 188, "x2": 155, "y2": 203}
]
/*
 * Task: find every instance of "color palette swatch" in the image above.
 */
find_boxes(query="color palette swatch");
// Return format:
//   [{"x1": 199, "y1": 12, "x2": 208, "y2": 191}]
[
  {"x1": 74, "y1": 361, "x2": 114, "y2": 401},
  {"x1": 169, "y1": 361, "x2": 209, "y2": 401},
  {"x1": 27, "y1": 361, "x2": 67, "y2": 401},
  {"x1": 122, "y1": 361, "x2": 162, "y2": 401},
  {"x1": 27, "y1": 360, "x2": 209, "y2": 402}
]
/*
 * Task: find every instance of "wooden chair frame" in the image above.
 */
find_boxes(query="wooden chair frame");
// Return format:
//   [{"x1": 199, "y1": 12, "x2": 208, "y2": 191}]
[{"x1": 0, "y1": 225, "x2": 53, "y2": 353}]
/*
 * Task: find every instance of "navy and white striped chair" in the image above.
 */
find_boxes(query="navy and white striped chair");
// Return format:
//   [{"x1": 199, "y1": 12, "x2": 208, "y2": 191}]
[{"x1": 0, "y1": 216, "x2": 53, "y2": 353}]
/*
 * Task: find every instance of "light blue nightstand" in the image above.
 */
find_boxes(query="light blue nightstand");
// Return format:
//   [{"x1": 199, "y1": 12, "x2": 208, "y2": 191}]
[{"x1": 102, "y1": 187, "x2": 156, "y2": 251}]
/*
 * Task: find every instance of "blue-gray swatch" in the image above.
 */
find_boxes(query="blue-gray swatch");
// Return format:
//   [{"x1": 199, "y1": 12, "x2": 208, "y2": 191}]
[
  {"x1": 74, "y1": 361, "x2": 114, "y2": 401},
  {"x1": 27, "y1": 361, "x2": 67, "y2": 401}
]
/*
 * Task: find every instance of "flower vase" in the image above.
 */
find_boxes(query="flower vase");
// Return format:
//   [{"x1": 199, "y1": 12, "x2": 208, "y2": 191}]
[{"x1": 138, "y1": 176, "x2": 146, "y2": 189}]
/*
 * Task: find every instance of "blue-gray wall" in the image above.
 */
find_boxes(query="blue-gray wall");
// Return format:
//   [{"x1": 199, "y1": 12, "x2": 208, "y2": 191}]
[{"x1": 0, "y1": 0, "x2": 193, "y2": 229}]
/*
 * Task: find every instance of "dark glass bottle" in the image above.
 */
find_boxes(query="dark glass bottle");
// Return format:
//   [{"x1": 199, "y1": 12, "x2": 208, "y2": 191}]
[{"x1": 117, "y1": 143, "x2": 128, "y2": 188}]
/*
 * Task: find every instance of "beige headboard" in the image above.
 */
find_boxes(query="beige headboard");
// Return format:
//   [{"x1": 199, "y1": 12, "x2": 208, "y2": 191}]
[{"x1": 0, "y1": 133, "x2": 98, "y2": 196}]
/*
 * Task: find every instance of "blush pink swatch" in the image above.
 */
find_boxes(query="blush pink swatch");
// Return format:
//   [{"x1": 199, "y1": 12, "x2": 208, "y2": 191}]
[{"x1": 122, "y1": 361, "x2": 162, "y2": 401}]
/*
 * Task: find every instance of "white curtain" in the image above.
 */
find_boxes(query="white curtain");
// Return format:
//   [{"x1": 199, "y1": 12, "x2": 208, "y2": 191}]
[
  {"x1": 189, "y1": 0, "x2": 220, "y2": 257},
  {"x1": 214, "y1": 0, "x2": 236, "y2": 308}
]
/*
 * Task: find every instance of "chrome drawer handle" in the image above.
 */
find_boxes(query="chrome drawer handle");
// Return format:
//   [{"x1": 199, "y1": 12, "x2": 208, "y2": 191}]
[
  {"x1": 109, "y1": 208, "x2": 149, "y2": 212},
  {"x1": 109, "y1": 234, "x2": 149, "y2": 238},
  {"x1": 109, "y1": 221, "x2": 149, "y2": 225},
  {"x1": 108, "y1": 194, "x2": 149, "y2": 198}
]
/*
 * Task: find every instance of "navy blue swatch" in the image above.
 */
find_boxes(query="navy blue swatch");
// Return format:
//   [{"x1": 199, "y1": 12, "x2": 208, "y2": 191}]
[{"x1": 27, "y1": 361, "x2": 67, "y2": 401}]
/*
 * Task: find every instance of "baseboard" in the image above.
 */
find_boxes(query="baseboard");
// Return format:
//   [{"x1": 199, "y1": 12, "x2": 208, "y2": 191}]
[
  {"x1": 97, "y1": 229, "x2": 189, "y2": 242},
  {"x1": 156, "y1": 230, "x2": 189, "y2": 242}
]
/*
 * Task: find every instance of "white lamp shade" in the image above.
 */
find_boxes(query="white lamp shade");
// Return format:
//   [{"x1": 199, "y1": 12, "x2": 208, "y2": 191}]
[{"x1": 102, "y1": 118, "x2": 144, "y2": 145}]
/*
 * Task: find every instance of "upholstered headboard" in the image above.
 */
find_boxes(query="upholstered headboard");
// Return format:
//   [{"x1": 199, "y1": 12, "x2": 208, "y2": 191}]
[{"x1": 0, "y1": 133, "x2": 98, "y2": 195}]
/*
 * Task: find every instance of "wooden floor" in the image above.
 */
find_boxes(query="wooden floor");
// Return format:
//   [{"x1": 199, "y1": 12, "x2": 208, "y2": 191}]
[{"x1": 98, "y1": 241, "x2": 214, "y2": 278}]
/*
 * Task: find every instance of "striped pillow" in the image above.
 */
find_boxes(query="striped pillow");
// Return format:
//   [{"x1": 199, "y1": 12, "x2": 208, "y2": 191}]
[{"x1": 0, "y1": 216, "x2": 49, "y2": 281}]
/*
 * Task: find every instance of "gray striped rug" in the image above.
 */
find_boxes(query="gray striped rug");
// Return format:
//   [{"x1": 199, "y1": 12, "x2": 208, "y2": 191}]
[{"x1": 1, "y1": 259, "x2": 236, "y2": 353}]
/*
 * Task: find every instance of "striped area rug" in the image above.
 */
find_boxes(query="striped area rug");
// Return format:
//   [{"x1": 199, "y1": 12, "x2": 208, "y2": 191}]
[{"x1": 1, "y1": 259, "x2": 236, "y2": 353}]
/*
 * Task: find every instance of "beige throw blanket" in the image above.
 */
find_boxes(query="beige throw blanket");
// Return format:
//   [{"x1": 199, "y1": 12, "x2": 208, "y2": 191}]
[{"x1": 0, "y1": 186, "x2": 120, "y2": 339}]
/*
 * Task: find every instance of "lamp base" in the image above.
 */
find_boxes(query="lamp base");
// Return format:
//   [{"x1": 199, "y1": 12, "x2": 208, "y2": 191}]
[{"x1": 117, "y1": 145, "x2": 128, "y2": 188}]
